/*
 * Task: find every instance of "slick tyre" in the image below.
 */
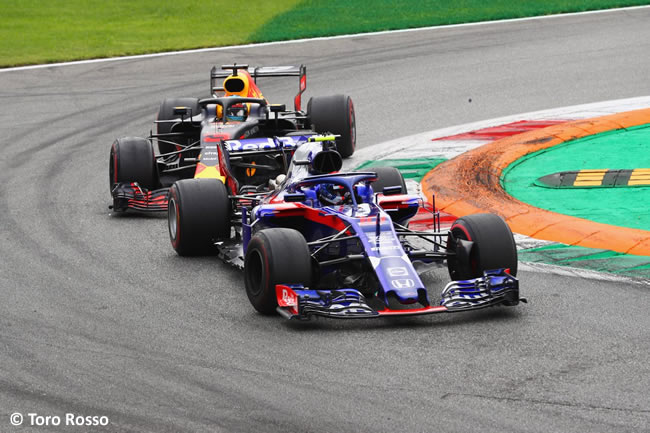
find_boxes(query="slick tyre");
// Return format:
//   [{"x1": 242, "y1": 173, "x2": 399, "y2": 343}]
[
  {"x1": 244, "y1": 228, "x2": 312, "y2": 315},
  {"x1": 156, "y1": 97, "x2": 200, "y2": 155},
  {"x1": 109, "y1": 137, "x2": 158, "y2": 191},
  {"x1": 370, "y1": 166, "x2": 407, "y2": 194},
  {"x1": 308, "y1": 94, "x2": 356, "y2": 158},
  {"x1": 446, "y1": 213, "x2": 518, "y2": 281},
  {"x1": 168, "y1": 178, "x2": 231, "y2": 256}
]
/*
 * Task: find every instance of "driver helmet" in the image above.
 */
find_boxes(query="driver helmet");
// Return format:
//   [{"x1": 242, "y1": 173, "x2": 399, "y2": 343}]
[
  {"x1": 226, "y1": 103, "x2": 248, "y2": 122},
  {"x1": 216, "y1": 96, "x2": 250, "y2": 122},
  {"x1": 318, "y1": 183, "x2": 350, "y2": 206}
]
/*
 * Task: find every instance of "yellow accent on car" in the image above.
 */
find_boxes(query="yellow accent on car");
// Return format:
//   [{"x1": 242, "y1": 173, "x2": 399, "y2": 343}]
[
  {"x1": 308, "y1": 135, "x2": 339, "y2": 142},
  {"x1": 195, "y1": 165, "x2": 225, "y2": 182},
  {"x1": 246, "y1": 161, "x2": 257, "y2": 177}
]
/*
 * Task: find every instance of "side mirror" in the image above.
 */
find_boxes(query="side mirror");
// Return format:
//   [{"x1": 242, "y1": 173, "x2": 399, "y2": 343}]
[
  {"x1": 284, "y1": 193, "x2": 306, "y2": 202},
  {"x1": 382, "y1": 185, "x2": 403, "y2": 196},
  {"x1": 270, "y1": 104, "x2": 286, "y2": 113}
]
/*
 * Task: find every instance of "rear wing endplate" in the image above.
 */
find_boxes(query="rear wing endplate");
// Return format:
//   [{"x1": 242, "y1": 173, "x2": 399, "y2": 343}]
[{"x1": 210, "y1": 64, "x2": 307, "y2": 111}]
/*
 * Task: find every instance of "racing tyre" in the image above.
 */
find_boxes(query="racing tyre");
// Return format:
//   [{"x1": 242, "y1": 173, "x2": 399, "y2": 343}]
[
  {"x1": 168, "y1": 178, "x2": 231, "y2": 256},
  {"x1": 156, "y1": 97, "x2": 200, "y2": 155},
  {"x1": 109, "y1": 136, "x2": 158, "y2": 191},
  {"x1": 308, "y1": 94, "x2": 356, "y2": 158},
  {"x1": 244, "y1": 228, "x2": 312, "y2": 315},
  {"x1": 370, "y1": 166, "x2": 407, "y2": 194},
  {"x1": 446, "y1": 213, "x2": 518, "y2": 280}
]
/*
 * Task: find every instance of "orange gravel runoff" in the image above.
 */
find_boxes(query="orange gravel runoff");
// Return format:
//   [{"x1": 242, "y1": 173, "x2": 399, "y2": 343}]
[{"x1": 422, "y1": 108, "x2": 650, "y2": 256}]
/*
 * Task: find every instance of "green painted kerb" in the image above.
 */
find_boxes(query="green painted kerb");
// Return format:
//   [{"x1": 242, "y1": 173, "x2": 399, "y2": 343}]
[
  {"x1": 519, "y1": 244, "x2": 650, "y2": 280},
  {"x1": 356, "y1": 158, "x2": 446, "y2": 181},
  {"x1": 502, "y1": 124, "x2": 650, "y2": 231}
]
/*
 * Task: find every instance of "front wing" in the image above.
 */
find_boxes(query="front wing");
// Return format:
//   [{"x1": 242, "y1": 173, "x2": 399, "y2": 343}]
[
  {"x1": 275, "y1": 269, "x2": 523, "y2": 320},
  {"x1": 110, "y1": 182, "x2": 169, "y2": 212}
]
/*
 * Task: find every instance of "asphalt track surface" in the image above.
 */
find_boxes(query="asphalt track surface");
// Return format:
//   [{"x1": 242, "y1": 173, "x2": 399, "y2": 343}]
[{"x1": 1, "y1": 9, "x2": 649, "y2": 433}]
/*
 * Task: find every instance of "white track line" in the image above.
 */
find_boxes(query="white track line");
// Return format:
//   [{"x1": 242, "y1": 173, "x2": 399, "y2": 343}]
[
  {"x1": 344, "y1": 95, "x2": 650, "y2": 168},
  {"x1": 2, "y1": 6, "x2": 649, "y2": 73},
  {"x1": 519, "y1": 261, "x2": 650, "y2": 286}
]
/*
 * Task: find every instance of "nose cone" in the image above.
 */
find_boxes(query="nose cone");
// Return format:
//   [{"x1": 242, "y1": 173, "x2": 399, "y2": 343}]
[
  {"x1": 387, "y1": 288, "x2": 420, "y2": 304},
  {"x1": 384, "y1": 288, "x2": 430, "y2": 310}
]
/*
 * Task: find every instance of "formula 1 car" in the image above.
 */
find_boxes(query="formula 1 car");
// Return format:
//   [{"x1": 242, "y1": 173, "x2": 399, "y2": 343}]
[
  {"x1": 167, "y1": 135, "x2": 524, "y2": 320},
  {"x1": 109, "y1": 64, "x2": 356, "y2": 212}
]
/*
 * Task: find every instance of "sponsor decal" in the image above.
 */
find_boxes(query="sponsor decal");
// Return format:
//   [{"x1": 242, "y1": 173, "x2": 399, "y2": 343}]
[
  {"x1": 387, "y1": 267, "x2": 409, "y2": 276},
  {"x1": 370, "y1": 245, "x2": 401, "y2": 252},
  {"x1": 205, "y1": 133, "x2": 230, "y2": 142},
  {"x1": 277, "y1": 285, "x2": 297, "y2": 307},
  {"x1": 391, "y1": 279, "x2": 415, "y2": 289},
  {"x1": 227, "y1": 139, "x2": 277, "y2": 151}
]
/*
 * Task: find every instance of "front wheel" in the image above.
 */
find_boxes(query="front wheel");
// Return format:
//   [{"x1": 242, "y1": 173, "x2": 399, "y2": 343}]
[
  {"x1": 168, "y1": 178, "x2": 231, "y2": 256},
  {"x1": 109, "y1": 136, "x2": 159, "y2": 191},
  {"x1": 308, "y1": 94, "x2": 356, "y2": 158},
  {"x1": 446, "y1": 213, "x2": 518, "y2": 280},
  {"x1": 244, "y1": 228, "x2": 312, "y2": 315}
]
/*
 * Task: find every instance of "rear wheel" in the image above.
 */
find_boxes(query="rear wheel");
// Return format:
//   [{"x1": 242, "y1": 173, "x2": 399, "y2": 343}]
[
  {"x1": 156, "y1": 97, "x2": 200, "y2": 155},
  {"x1": 308, "y1": 94, "x2": 356, "y2": 158},
  {"x1": 109, "y1": 136, "x2": 158, "y2": 191},
  {"x1": 168, "y1": 178, "x2": 231, "y2": 256},
  {"x1": 370, "y1": 166, "x2": 407, "y2": 194},
  {"x1": 446, "y1": 213, "x2": 518, "y2": 280},
  {"x1": 244, "y1": 228, "x2": 312, "y2": 315}
]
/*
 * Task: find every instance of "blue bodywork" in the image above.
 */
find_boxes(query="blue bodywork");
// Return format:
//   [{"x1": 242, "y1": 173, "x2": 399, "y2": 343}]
[{"x1": 233, "y1": 139, "x2": 522, "y2": 319}]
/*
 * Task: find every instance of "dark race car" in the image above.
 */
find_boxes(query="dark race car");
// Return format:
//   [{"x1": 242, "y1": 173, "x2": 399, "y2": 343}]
[
  {"x1": 109, "y1": 64, "x2": 356, "y2": 212},
  {"x1": 167, "y1": 136, "x2": 525, "y2": 320}
]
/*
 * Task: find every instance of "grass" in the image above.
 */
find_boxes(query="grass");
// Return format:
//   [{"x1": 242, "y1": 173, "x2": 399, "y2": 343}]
[
  {"x1": 0, "y1": 0, "x2": 301, "y2": 66},
  {"x1": 1, "y1": 0, "x2": 648, "y2": 67},
  {"x1": 251, "y1": 0, "x2": 650, "y2": 42}
]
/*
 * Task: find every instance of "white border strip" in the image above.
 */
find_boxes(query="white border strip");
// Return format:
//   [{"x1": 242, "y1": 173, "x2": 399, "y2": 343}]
[
  {"x1": 344, "y1": 95, "x2": 650, "y2": 167},
  {"x1": 519, "y1": 261, "x2": 650, "y2": 286},
  {"x1": 2, "y1": 5, "x2": 649, "y2": 73}
]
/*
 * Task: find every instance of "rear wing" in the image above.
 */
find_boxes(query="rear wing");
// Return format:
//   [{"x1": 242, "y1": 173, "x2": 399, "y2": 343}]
[{"x1": 210, "y1": 64, "x2": 307, "y2": 112}]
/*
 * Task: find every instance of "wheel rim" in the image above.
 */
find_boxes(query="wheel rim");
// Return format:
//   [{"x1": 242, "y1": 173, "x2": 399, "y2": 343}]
[
  {"x1": 450, "y1": 226, "x2": 478, "y2": 278},
  {"x1": 168, "y1": 197, "x2": 178, "y2": 241},
  {"x1": 245, "y1": 250, "x2": 264, "y2": 297}
]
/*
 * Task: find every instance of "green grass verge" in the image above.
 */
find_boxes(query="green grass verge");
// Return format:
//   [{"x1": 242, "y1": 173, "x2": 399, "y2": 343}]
[
  {"x1": 251, "y1": 0, "x2": 650, "y2": 42},
  {"x1": 502, "y1": 124, "x2": 650, "y2": 232},
  {"x1": 0, "y1": 0, "x2": 301, "y2": 67},
  {"x1": 356, "y1": 158, "x2": 446, "y2": 180},
  {"x1": 1, "y1": 0, "x2": 648, "y2": 67},
  {"x1": 518, "y1": 244, "x2": 650, "y2": 279}
]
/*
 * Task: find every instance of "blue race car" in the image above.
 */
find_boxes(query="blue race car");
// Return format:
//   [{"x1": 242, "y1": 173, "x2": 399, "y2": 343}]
[{"x1": 168, "y1": 136, "x2": 523, "y2": 319}]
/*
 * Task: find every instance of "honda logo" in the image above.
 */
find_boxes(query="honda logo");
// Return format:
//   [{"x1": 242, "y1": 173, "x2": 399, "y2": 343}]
[{"x1": 391, "y1": 279, "x2": 414, "y2": 289}]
